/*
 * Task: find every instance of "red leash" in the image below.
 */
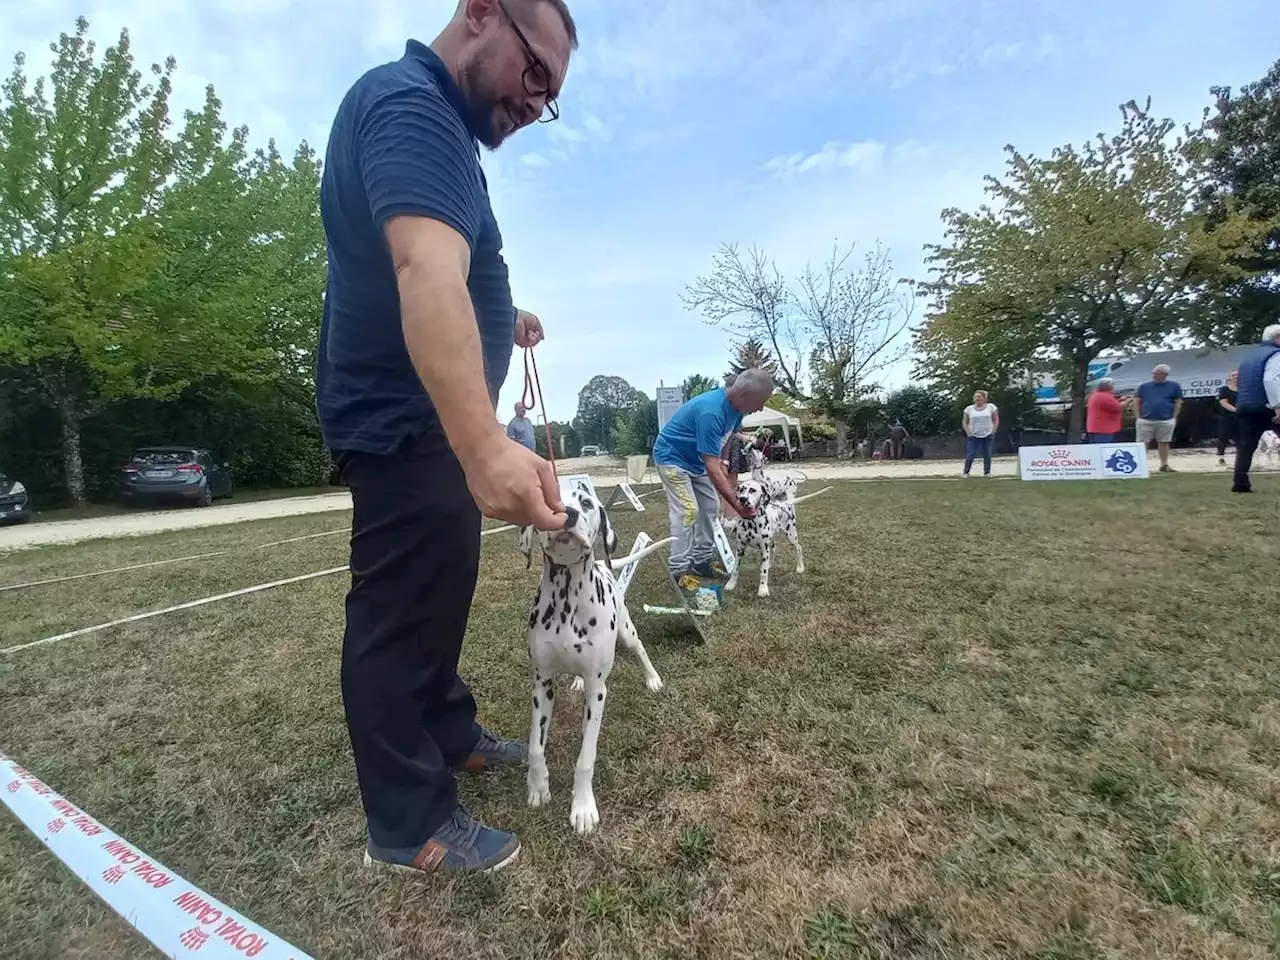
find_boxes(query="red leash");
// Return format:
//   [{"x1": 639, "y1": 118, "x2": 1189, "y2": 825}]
[{"x1": 522, "y1": 346, "x2": 557, "y2": 474}]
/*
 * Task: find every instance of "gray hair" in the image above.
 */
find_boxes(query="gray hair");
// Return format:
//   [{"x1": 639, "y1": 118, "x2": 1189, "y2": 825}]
[
  {"x1": 1263, "y1": 323, "x2": 1280, "y2": 344},
  {"x1": 1153, "y1": 364, "x2": 1171, "y2": 375},
  {"x1": 1096, "y1": 377, "x2": 1114, "y2": 391},
  {"x1": 732, "y1": 368, "x2": 775, "y2": 397}
]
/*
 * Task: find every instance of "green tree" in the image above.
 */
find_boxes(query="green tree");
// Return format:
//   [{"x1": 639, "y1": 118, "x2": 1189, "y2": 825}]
[
  {"x1": 680, "y1": 373, "x2": 717, "y2": 400},
  {"x1": 0, "y1": 19, "x2": 325, "y2": 502},
  {"x1": 882, "y1": 385, "x2": 955, "y2": 436},
  {"x1": 726, "y1": 336, "x2": 775, "y2": 378},
  {"x1": 573, "y1": 375, "x2": 646, "y2": 451},
  {"x1": 915, "y1": 100, "x2": 1269, "y2": 436},
  {"x1": 1191, "y1": 58, "x2": 1280, "y2": 343}
]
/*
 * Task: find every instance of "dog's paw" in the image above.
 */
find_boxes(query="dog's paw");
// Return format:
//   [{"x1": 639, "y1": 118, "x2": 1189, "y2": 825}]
[
  {"x1": 526, "y1": 777, "x2": 551, "y2": 808},
  {"x1": 724, "y1": 579, "x2": 737, "y2": 593},
  {"x1": 757, "y1": 585, "x2": 771, "y2": 598},
  {"x1": 570, "y1": 676, "x2": 584, "y2": 693},
  {"x1": 645, "y1": 674, "x2": 664, "y2": 693},
  {"x1": 570, "y1": 796, "x2": 600, "y2": 835},
  {"x1": 795, "y1": 563, "x2": 805, "y2": 574}
]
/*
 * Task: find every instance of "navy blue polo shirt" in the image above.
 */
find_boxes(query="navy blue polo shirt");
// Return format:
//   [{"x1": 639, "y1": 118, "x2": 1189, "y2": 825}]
[{"x1": 316, "y1": 40, "x2": 515, "y2": 454}]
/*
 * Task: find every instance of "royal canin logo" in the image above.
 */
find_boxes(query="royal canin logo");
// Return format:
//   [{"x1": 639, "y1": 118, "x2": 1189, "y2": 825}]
[{"x1": 1030, "y1": 447, "x2": 1092, "y2": 468}]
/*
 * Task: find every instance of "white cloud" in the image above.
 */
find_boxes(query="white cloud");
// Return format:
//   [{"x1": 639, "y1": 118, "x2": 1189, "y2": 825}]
[
  {"x1": 763, "y1": 141, "x2": 887, "y2": 181},
  {"x1": 520, "y1": 152, "x2": 552, "y2": 168}
]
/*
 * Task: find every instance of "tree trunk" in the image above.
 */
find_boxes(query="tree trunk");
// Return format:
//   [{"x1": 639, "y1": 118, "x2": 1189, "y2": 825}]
[
  {"x1": 834, "y1": 420, "x2": 849, "y2": 458},
  {"x1": 58, "y1": 392, "x2": 88, "y2": 505},
  {"x1": 1068, "y1": 353, "x2": 1090, "y2": 440}
]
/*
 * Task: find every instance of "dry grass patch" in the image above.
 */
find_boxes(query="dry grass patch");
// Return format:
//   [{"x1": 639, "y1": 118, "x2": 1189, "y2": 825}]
[{"x1": 2, "y1": 473, "x2": 1279, "y2": 958}]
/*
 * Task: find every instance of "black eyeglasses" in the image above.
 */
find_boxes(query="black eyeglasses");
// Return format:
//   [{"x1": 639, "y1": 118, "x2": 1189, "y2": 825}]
[{"x1": 497, "y1": 0, "x2": 559, "y2": 122}]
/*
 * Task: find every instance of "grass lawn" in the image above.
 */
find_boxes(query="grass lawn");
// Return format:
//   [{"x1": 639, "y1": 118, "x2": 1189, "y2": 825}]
[{"x1": 1, "y1": 474, "x2": 1279, "y2": 958}]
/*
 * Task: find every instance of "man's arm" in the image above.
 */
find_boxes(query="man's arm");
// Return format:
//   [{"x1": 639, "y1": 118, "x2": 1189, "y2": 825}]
[
  {"x1": 387, "y1": 218, "x2": 504, "y2": 464},
  {"x1": 1172, "y1": 386, "x2": 1183, "y2": 421},
  {"x1": 1132, "y1": 389, "x2": 1143, "y2": 420},
  {"x1": 1264, "y1": 354, "x2": 1280, "y2": 415},
  {"x1": 704, "y1": 455, "x2": 746, "y2": 515}
]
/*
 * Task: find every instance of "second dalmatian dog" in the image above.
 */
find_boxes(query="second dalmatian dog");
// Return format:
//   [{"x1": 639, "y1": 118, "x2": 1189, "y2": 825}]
[
  {"x1": 521, "y1": 487, "x2": 664, "y2": 835},
  {"x1": 724, "y1": 478, "x2": 805, "y2": 598}
]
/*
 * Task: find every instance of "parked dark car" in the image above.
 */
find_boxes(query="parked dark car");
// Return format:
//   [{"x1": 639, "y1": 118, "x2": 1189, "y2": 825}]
[
  {"x1": 0, "y1": 471, "x2": 33, "y2": 524},
  {"x1": 120, "y1": 447, "x2": 234, "y2": 508}
]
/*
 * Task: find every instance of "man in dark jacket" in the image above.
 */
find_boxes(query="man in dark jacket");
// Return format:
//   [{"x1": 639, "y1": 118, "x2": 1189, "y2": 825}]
[{"x1": 1232, "y1": 323, "x2": 1280, "y2": 493}]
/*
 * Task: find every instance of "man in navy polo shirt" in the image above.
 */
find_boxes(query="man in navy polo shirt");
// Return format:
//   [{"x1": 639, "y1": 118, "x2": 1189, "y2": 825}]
[
  {"x1": 1232, "y1": 323, "x2": 1280, "y2": 493},
  {"x1": 317, "y1": 0, "x2": 577, "y2": 875}
]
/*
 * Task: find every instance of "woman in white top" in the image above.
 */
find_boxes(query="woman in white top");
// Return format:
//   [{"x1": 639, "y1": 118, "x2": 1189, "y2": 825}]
[{"x1": 962, "y1": 391, "x2": 1000, "y2": 477}]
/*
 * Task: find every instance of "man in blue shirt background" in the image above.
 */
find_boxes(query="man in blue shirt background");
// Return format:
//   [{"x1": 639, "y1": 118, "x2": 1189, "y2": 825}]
[
  {"x1": 1232, "y1": 323, "x2": 1280, "y2": 493},
  {"x1": 1133, "y1": 364, "x2": 1183, "y2": 473},
  {"x1": 653, "y1": 370, "x2": 774, "y2": 580},
  {"x1": 505, "y1": 401, "x2": 537, "y2": 452},
  {"x1": 317, "y1": 0, "x2": 577, "y2": 876}
]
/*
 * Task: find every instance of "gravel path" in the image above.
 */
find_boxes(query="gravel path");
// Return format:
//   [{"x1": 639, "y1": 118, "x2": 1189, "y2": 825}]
[{"x1": 0, "y1": 450, "x2": 1246, "y2": 553}]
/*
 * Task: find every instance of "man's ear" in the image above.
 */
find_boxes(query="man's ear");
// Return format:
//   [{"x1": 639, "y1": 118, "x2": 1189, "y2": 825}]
[{"x1": 597, "y1": 502, "x2": 616, "y2": 560}]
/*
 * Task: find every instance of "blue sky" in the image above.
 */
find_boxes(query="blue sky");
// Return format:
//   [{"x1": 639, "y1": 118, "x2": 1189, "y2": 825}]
[{"x1": 8, "y1": 0, "x2": 1278, "y2": 424}]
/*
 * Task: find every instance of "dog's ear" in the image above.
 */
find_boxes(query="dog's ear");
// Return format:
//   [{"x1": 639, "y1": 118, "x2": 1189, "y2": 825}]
[{"x1": 597, "y1": 501, "x2": 617, "y2": 560}]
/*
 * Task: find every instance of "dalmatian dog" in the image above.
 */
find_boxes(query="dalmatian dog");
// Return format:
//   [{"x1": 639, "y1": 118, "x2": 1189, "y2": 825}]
[
  {"x1": 522, "y1": 488, "x2": 663, "y2": 835},
  {"x1": 724, "y1": 478, "x2": 804, "y2": 598},
  {"x1": 747, "y1": 447, "x2": 802, "y2": 503},
  {"x1": 1259, "y1": 429, "x2": 1280, "y2": 465}
]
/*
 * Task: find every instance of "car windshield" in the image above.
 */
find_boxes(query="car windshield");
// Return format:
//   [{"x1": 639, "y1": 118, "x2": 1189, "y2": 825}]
[{"x1": 130, "y1": 450, "x2": 196, "y2": 465}]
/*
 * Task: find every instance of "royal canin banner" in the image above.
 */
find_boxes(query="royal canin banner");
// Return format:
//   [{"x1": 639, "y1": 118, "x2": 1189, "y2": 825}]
[
  {"x1": 1018, "y1": 443, "x2": 1149, "y2": 481},
  {"x1": 1, "y1": 751, "x2": 313, "y2": 959}
]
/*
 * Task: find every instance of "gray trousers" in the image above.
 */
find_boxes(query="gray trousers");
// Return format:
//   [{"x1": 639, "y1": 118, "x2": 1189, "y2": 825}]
[{"x1": 657, "y1": 464, "x2": 720, "y2": 575}]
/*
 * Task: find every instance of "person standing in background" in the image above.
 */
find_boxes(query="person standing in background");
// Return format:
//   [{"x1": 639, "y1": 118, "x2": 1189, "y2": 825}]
[
  {"x1": 1086, "y1": 378, "x2": 1124, "y2": 443},
  {"x1": 889, "y1": 420, "x2": 909, "y2": 460},
  {"x1": 1133, "y1": 364, "x2": 1183, "y2": 473},
  {"x1": 1232, "y1": 323, "x2": 1280, "y2": 494},
  {"x1": 962, "y1": 390, "x2": 999, "y2": 477},
  {"x1": 1216, "y1": 370, "x2": 1239, "y2": 466},
  {"x1": 506, "y1": 401, "x2": 537, "y2": 452}
]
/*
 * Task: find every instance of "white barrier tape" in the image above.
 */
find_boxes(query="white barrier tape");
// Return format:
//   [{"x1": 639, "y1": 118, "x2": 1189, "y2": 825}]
[
  {"x1": 0, "y1": 752, "x2": 314, "y2": 959},
  {"x1": 792, "y1": 486, "x2": 834, "y2": 506},
  {"x1": 1, "y1": 567, "x2": 350, "y2": 656},
  {"x1": 0, "y1": 527, "x2": 352, "y2": 594},
  {"x1": 0, "y1": 552, "x2": 229, "y2": 594},
  {"x1": 3, "y1": 524, "x2": 520, "y2": 655}
]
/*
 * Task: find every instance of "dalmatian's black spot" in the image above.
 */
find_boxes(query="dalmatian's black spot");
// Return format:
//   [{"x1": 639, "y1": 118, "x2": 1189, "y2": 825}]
[
  {"x1": 586, "y1": 707, "x2": 592, "y2": 721},
  {"x1": 574, "y1": 643, "x2": 583, "y2": 653},
  {"x1": 542, "y1": 677, "x2": 553, "y2": 688},
  {"x1": 589, "y1": 617, "x2": 597, "y2": 627},
  {"x1": 528, "y1": 608, "x2": 538, "y2": 628},
  {"x1": 539, "y1": 715, "x2": 547, "y2": 745},
  {"x1": 596, "y1": 692, "x2": 603, "y2": 702},
  {"x1": 609, "y1": 617, "x2": 616, "y2": 630},
  {"x1": 533, "y1": 696, "x2": 539, "y2": 708},
  {"x1": 546, "y1": 686, "x2": 554, "y2": 700}
]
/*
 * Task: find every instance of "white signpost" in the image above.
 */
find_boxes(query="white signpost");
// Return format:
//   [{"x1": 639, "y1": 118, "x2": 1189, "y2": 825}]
[
  {"x1": 656, "y1": 386, "x2": 684, "y2": 429},
  {"x1": 711, "y1": 519, "x2": 739, "y2": 575},
  {"x1": 1018, "y1": 443, "x2": 1149, "y2": 481}
]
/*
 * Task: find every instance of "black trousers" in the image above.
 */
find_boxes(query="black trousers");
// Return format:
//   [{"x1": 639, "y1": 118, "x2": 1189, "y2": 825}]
[
  {"x1": 337, "y1": 426, "x2": 483, "y2": 850},
  {"x1": 1232, "y1": 409, "x2": 1277, "y2": 491},
  {"x1": 1217, "y1": 415, "x2": 1235, "y2": 458}
]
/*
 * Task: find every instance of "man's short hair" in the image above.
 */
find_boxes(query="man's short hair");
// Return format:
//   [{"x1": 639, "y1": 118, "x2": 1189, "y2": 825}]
[
  {"x1": 1263, "y1": 322, "x2": 1280, "y2": 344},
  {"x1": 1153, "y1": 364, "x2": 1171, "y2": 375},
  {"x1": 512, "y1": 0, "x2": 579, "y2": 49},
  {"x1": 1096, "y1": 377, "x2": 1114, "y2": 390},
  {"x1": 733, "y1": 368, "x2": 774, "y2": 396}
]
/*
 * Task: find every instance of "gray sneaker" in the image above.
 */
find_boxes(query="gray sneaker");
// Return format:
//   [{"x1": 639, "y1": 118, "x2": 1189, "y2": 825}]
[
  {"x1": 455, "y1": 727, "x2": 527, "y2": 773},
  {"x1": 363, "y1": 806, "x2": 520, "y2": 875}
]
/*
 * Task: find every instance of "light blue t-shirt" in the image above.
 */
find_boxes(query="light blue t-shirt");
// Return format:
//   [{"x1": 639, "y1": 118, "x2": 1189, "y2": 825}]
[
  {"x1": 652, "y1": 389, "x2": 743, "y2": 476},
  {"x1": 1136, "y1": 379, "x2": 1183, "y2": 421},
  {"x1": 506, "y1": 416, "x2": 536, "y2": 451}
]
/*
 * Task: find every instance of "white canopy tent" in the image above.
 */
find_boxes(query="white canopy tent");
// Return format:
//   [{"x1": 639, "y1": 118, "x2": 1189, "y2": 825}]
[{"x1": 741, "y1": 407, "x2": 803, "y2": 453}]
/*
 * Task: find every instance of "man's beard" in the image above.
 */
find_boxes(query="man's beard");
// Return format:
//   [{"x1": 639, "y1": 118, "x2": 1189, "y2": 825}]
[{"x1": 458, "y1": 57, "x2": 512, "y2": 150}]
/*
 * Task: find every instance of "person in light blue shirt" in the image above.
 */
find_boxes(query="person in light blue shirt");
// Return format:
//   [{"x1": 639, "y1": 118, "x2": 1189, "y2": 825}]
[
  {"x1": 1133, "y1": 364, "x2": 1184, "y2": 473},
  {"x1": 506, "y1": 402, "x2": 537, "y2": 452},
  {"x1": 653, "y1": 369, "x2": 774, "y2": 579}
]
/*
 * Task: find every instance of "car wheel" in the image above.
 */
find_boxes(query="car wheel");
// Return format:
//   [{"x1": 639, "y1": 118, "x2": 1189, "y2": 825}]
[{"x1": 197, "y1": 484, "x2": 213, "y2": 508}]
